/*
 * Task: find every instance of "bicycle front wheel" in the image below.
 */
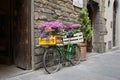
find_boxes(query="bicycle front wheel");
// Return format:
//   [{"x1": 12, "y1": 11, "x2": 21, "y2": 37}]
[
  {"x1": 43, "y1": 47, "x2": 61, "y2": 74},
  {"x1": 71, "y1": 44, "x2": 81, "y2": 65}
]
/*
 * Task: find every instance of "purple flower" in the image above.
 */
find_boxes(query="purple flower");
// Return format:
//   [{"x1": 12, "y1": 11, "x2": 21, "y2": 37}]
[
  {"x1": 40, "y1": 31, "x2": 46, "y2": 38},
  {"x1": 71, "y1": 24, "x2": 81, "y2": 28},
  {"x1": 68, "y1": 29, "x2": 73, "y2": 34}
]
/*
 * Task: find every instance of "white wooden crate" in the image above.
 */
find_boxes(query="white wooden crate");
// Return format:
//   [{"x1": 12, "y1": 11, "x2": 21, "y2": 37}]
[{"x1": 63, "y1": 32, "x2": 83, "y2": 45}]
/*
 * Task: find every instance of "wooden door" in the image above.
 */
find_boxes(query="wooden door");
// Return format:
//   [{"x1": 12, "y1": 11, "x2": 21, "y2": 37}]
[{"x1": 12, "y1": 0, "x2": 31, "y2": 69}]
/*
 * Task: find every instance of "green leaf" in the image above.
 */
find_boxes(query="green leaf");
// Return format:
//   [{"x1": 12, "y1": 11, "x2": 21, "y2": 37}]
[{"x1": 78, "y1": 8, "x2": 92, "y2": 42}]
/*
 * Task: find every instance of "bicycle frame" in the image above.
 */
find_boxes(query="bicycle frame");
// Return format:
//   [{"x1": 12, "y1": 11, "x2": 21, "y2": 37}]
[{"x1": 56, "y1": 42, "x2": 75, "y2": 61}]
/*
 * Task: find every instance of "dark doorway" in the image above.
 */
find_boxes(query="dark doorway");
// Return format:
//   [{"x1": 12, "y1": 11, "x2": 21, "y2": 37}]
[
  {"x1": 113, "y1": 0, "x2": 118, "y2": 47},
  {"x1": 87, "y1": 4, "x2": 93, "y2": 52},
  {"x1": 0, "y1": 0, "x2": 31, "y2": 70},
  {"x1": 0, "y1": 0, "x2": 11, "y2": 65}
]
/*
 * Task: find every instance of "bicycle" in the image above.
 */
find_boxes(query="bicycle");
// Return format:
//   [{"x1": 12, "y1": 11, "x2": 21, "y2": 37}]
[{"x1": 42, "y1": 33, "x2": 83, "y2": 74}]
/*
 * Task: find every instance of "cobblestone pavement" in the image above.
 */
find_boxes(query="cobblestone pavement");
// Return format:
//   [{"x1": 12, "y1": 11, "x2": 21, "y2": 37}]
[{"x1": 3, "y1": 50, "x2": 120, "y2": 80}]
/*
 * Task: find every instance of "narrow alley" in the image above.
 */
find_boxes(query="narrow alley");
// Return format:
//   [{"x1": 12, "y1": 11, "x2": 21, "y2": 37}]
[{"x1": 5, "y1": 50, "x2": 120, "y2": 80}]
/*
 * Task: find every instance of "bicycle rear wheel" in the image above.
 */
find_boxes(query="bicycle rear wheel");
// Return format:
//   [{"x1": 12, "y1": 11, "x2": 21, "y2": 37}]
[
  {"x1": 70, "y1": 44, "x2": 81, "y2": 65},
  {"x1": 43, "y1": 47, "x2": 61, "y2": 74}
]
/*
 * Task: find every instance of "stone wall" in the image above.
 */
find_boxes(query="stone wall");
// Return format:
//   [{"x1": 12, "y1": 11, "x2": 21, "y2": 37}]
[
  {"x1": 95, "y1": 0, "x2": 107, "y2": 53},
  {"x1": 33, "y1": 0, "x2": 81, "y2": 69}
]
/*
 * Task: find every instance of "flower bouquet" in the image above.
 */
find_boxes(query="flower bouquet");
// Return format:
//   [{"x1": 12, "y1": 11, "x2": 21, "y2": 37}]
[
  {"x1": 62, "y1": 24, "x2": 81, "y2": 38},
  {"x1": 38, "y1": 21, "x2": 63, "y2": 45},
  {"x1": 38, "y1": 21, "x2": 63, "y2": 38}
]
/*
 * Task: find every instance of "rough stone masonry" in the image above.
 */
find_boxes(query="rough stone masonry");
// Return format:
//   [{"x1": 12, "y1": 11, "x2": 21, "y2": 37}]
[{"x1": 33, "y1": 0, "x2": 81, "y2": 69}]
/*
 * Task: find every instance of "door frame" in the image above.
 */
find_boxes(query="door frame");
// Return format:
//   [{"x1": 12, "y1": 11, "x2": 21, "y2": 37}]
[
  {"x1": 31, "y1": 0, "x2": 35, "y2": 70},
  {"x1": 26, "y1": 0, "x2": 32, "y2": 69}
]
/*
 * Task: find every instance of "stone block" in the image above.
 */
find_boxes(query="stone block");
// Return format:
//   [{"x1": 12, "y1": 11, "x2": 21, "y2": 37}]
[
  {"x1": 70, "y1": 14, "x2": 77, "y2": 19},
  {"x1": 34, "y1": 55, "x2": 42, "y2": 64},
  {"x1": 34, "y1": 47, "x2": 44, "y2": 56},
  {"x1": 93, "y1": 42, "x2": 106, "y2": 53},
  {"x1": 34, "y1": 12, "x2": 39, "y2": 20},
  {"x1": 34, "y1": 29, "x2": 41, "y2": 38},
  {"x1": 34, "y1": 62, "x2": 43, "y2": 69},
  {"x1": 55, "y1": 10, "x2": 62, "y2": 16},
  {"x1": 34, "y1": 38, "x2": 39, "y2": 46}
]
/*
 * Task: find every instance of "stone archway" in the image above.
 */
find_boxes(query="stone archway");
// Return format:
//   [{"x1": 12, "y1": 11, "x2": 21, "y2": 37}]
[
  {"x1": 87, "y1": 0, "x2": 108, "y2": 53},
  {"x1": 87, "y1": 0, "x2": 99, "y2": 52}
]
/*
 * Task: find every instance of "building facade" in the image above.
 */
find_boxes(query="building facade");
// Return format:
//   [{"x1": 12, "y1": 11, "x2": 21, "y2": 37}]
[
  {"x1": 85, "y1": 0, "x2": 119, "y2": 53},
  {"x1": 104, "y1": 0, "x2": 118, "y2": 51},
  {"x1": 113, "y1": 0, "x2": 120, "y2": 50}
]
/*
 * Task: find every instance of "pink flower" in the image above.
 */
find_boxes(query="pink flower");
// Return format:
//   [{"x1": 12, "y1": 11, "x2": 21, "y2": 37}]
[
  {"x1": 64, "y1": 24, "x2": 81, "y2": 29},
  {"x1": 64, "y1": 26, "x2": 72, "y2": 29},
  {"x1": 53, "y1": 22, "x2": 63, "y2": 28},
  {"x1": 71, "y1": 24, "x2": 81, "y2": 28},
  {"x1": 38, "y1": 22, "x2": 63, "y2": 28}
]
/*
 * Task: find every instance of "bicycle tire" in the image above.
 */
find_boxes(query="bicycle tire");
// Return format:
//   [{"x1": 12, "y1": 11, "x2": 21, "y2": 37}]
[
  {"x1": 70, "y1": 44, "x2": 81, "y2": 65},
  {"x1": 43, "y1": 47, "x2": 61, "y2": 74}
]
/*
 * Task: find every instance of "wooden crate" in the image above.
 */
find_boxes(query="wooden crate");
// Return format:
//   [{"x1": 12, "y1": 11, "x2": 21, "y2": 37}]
[{"x1": 63, "y1": 32, "x2": 83, "y2": 45}]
